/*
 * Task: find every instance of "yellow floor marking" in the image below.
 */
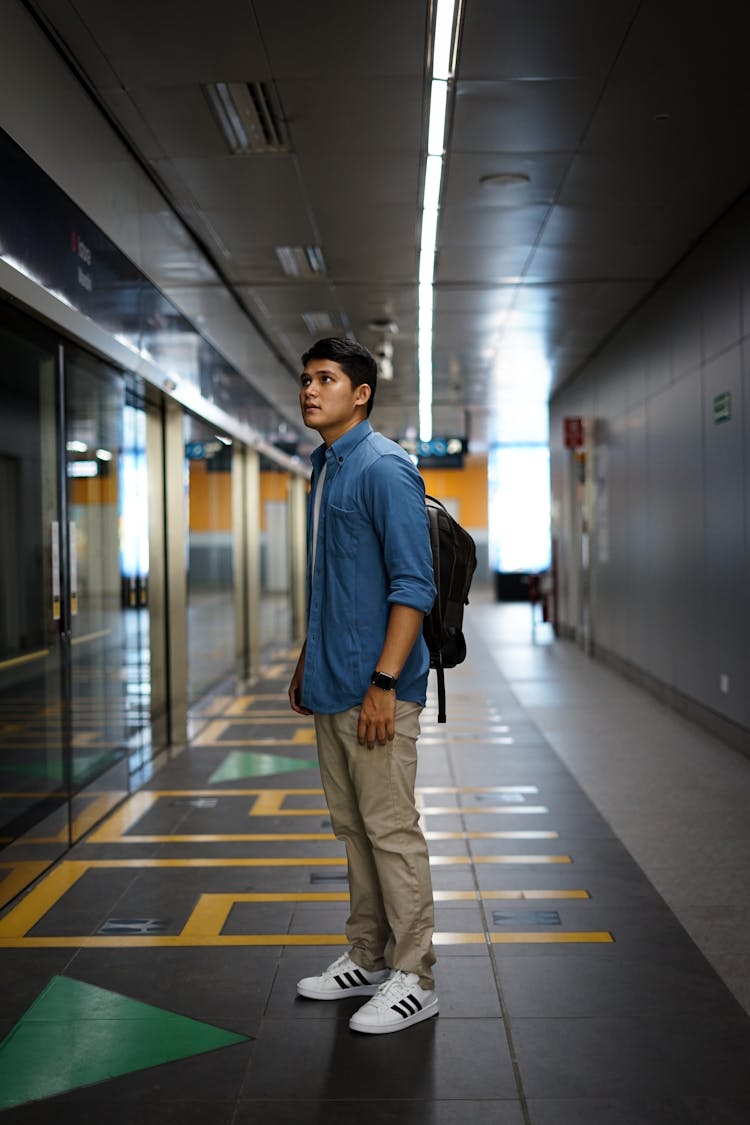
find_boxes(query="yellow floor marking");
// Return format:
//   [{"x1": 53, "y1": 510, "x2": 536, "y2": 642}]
[
  {"x1": 0, "y1": 792, "x2": 63, "y2": 799},
  {"x1": 70, "y1": 790, "x2": 129, "y2": 838},
  {"x1": 421, "y1": 806, "x2": 549, "y2": 815},
  {"x1": 0, "y1": 861, "x2": 53, "y2": 911},
  {"x1": 22, "y1": 790, "x2": 128, "y2": 845},
  {"x1": 86, "y1": 790, "x2": 159, "y2": 843},
  {"x1": 0, "y1": 862, "x2": 89, "y2": 937},
  {"x1": 478, "y1": 889, "x2": 590, "y2": 900},
  {"x1": 0, "y1": 931, "x2": 613, "y2": 949},
  {"x1": 192, "y1": 720, "x2": 315, "y2": 746},
  {"x1": 192, "y1": 695, "x2": 235, "y2": 715},
  {"x1": 71, "y1": 629, "x2": 112, "y2": 647},
  {"x1": 84, "y1": 788, "x2": 552, "y2": 842},
  {"x1": 428, "y1": 831, "x2": 558, "y2": 840},
  {"x1": 181, "y1": 888, "x2": 589, "y2": 940},
  {"x1": 490, "y1": 932, "x2": 613, "y2": 944},
  {"x1": 468, "y1": 855, "x2": 571, "y2": 864},
  {"x1": 85, "y1": 829, "x2": 559, "y2": 844},
  {"x1": 0, "y1": 856, "x2": 580, "y2": 940},
  {"x1": 420, "y1": 736, "x2": 515, "y2": 744},
  {"x1": 418, "y1": 786, "x2": 538, "y2": 794},
  {"x1": 0, "y1": 648, "x2": 51, "y2": 671}
]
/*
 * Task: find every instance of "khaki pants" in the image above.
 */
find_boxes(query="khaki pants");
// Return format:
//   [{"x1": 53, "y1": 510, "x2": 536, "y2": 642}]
[{"x1": 314, "y1": 701, "x2": 436, "y2": 989}]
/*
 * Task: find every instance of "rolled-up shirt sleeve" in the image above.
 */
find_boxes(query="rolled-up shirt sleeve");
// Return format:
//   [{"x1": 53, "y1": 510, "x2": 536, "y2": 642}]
[{"x1": 364, "y1": 453, "x2": 437, "y2": 614}]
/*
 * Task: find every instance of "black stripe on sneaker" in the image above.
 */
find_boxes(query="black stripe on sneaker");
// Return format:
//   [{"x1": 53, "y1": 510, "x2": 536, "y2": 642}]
[
  {"x1": 392, "y1": 995, "x2": 422, "y2": 1018},
  {"x1": 334, "y1": 974, "x2": 349, "y2": 989},
  {"x1": 352, "y1": 969, "x2": 370, "y2": 986}
]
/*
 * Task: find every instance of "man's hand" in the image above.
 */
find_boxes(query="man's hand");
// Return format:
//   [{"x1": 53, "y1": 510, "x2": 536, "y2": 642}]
[
  {"x1": 288, "y1": 645, "x2": 313, "y2": 716},
  {"x1": 357, "y1": 685, "x2": 396, "y2": 749}
]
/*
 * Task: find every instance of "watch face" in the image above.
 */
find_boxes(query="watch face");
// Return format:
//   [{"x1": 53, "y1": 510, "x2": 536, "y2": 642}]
[{"x1": 371, "y1": 671, "x2": 397, "y2": 691}]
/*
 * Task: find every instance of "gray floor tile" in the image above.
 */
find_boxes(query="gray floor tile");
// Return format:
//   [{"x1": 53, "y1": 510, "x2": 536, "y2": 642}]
[
  {"x1": 495, "y1": 950, "x2": 742, "y2": 1018},
  {"x1": 234, "y1": 1100, "x2": 525, "y2": 1124},
  {"x1": 241, "y1": 1016, "x2": 516, "y2": 1100},
  {"x1": 511, "y1": 1014, "x2": 750, "y2": 1099},
  {"x1": 525, "y1": 1097, "x2": 699, "y2": 1124}
]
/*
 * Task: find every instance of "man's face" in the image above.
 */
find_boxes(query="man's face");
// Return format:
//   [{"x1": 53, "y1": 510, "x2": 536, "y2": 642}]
[{"x1": 299, "y1": 357, "x2": 370, "y2": 444}]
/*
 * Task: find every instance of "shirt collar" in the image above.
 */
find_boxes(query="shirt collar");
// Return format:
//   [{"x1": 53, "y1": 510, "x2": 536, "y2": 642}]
[{"x1": 310, "y1": 419, "x2": 372, "y2": 471}]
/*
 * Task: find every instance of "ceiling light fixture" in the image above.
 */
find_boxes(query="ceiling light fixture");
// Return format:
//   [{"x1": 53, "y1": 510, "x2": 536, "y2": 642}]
[
  {"x1": 275, "y1": 245, "x2": 327, "y2": 277},
  {"x1": 418, "y1": 0, "x2": 462, "y2": 442},
  {"x1": 204, "y1": 82, "x2": 289, "y2": 154}
]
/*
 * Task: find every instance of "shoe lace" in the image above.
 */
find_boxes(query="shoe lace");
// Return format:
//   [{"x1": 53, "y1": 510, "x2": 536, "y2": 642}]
[
  {"x1": 367, "y1": 970, "x2": 413, "y2": 1011},
  {"x1": 326, "y1": 952, "x2": 355, "y2": 976}
]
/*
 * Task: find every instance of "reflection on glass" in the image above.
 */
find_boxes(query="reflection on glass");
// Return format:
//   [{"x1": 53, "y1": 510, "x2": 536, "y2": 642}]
[
  {"x1": 259, "y1": 460, "x2": 292, "y2": 650},
  {"x1": 66, "y1": 354, "x2": 150, "y2": 835},
  {"x1": 0, "y1": 311, "x2": 66, "y2": 887},
  {"x1": 185, "y1": 417, "x2": 235, "y2": 702}
]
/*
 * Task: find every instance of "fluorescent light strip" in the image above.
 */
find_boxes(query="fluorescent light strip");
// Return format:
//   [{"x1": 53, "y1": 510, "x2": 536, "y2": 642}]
[
  {"x1": 427, "y1": 80, "x2": 448, "y2": 154},
  {"x1": 418, "y1": 0, "x2": 457, "y2": 442},
  {"x1": 433, "y1": 0, "x2": 456, "y2": 79}
]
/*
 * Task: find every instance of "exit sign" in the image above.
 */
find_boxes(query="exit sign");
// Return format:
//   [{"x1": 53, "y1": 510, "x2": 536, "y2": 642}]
[
  {"x1": 713, "y1": 391, "x2": 732, "y2": 424},
  {"x1": 563, "y1": 417, "x2": 584, "y2": 449}
]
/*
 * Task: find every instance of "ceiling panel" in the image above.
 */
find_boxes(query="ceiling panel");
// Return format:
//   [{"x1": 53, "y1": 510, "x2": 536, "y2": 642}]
[
  {"x1": 279, "y1": 78, "x2": 424, "y2": 156},
  {"x1": 253, "y1": 0, "x2": 427, "y2": 80},
  {"x1": 167, "y1": 155, "x2": 305, "y2": 212},
  {"x1": 439, "y1": 205, "x2": 549, "y2": 248},
  {"x1": 67, "y1": 0, "x2": 269, "y2": 85},
  {"x1": 458, "y1": 0, "x2": 640, "y2": 81},
  {"x1": 442, "y1": 152, "x2": 569, "y2": 210},
  {"x1": 437, "y1": 244, "x2": 531, "y2": 284},
  {"x1": 127, "y1": 86, "x2": 229, "y2": 159},
  {"x1": 451, "y1": 79, "x2": 596, "y2": 153}
]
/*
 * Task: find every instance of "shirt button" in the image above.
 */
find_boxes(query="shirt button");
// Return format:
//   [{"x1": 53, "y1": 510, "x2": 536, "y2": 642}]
[{"x1": 338, "y1": 456, "x2": 343, "y2": 463}]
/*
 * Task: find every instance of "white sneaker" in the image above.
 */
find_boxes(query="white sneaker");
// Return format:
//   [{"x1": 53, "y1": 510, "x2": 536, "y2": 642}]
[
  {"x1": 348, "y1": 970, "x2": 439, "y2": 1034},
  {"x1": 297, "y1": 953, "x2": 390, "y2": 1000}
]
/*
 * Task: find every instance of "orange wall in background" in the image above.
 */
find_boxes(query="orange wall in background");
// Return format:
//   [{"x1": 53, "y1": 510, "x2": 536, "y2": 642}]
[
  {"x1": 188, "y1": 461, "x2": 232, "y2": 531},
  {"x1": 69, "y1": 470, "x2": 119, "y2": 507},
  {"x1": 260, "y1": 470, "x2": 290, "y2": 532},
  {"x1": 184, "y1": 459, "x2": 485, "y2": 534},
  {"x1": 420, "y1": 453, "x2": 487, "y2": 529}
]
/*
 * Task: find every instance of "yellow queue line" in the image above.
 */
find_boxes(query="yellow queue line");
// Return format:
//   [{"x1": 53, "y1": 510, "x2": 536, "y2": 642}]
[
  {"x1": 0, "y1": 932, "x2": 614, "y2": 949},
  {"x1": 85, "y1": 788, "x2": 548, "y2": 843},
  {"x1": 83, "y1": 829, "x2": 559, "y2": 844},
  {"x1": 71, "y1": 629, "x2": 112, "y2": 647},
  {"x1": 0, "y1": 649, "x2": 50, "y2": 671},
  {"x1": 0, "y1": 861, "x2": 53, "y2": 911},
  {"x1": 182, "y1": 890, "x2": 579, "y2": 940},
  {"x1": 0, "y1": 858, "x2": 574, "y2": 940}
]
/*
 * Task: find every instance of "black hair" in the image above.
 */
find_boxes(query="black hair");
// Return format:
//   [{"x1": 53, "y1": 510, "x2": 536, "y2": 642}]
[{"x1": 301, "y1": 337, "x2": 377, "y2": 416}]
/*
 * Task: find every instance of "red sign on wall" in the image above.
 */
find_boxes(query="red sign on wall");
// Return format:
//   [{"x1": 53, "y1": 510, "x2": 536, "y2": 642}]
[{"x1": 563, "y1": 417, "x2": 585, "y2": 449}]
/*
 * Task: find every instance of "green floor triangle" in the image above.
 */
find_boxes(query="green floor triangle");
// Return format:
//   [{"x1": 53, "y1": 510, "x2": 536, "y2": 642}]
[
  {"x1": 0, "y1": 976, "x2": 249, "y2": 1109},
  {"x1": 209, "y1": 749, "x2": 315, "y2": 783}
]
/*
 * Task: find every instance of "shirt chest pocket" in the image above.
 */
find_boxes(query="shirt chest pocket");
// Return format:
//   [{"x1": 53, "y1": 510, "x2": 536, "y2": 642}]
[{"x1": 327, "y1": 504, "x2": 358, "y2": 558}]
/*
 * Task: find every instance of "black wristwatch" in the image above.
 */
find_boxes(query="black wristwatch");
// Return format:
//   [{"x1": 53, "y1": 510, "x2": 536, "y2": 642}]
[{"x1": 370, "y1": 670, "x2": 398, "y2": 691}]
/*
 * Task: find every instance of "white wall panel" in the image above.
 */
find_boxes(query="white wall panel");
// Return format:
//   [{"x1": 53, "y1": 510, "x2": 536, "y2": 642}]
[
  {"x1": 551, "y1": 190, "x2": 750, "y2": 738},
  {"x1": 702, "y1": 346, "x2": 747, "y2": 725}
]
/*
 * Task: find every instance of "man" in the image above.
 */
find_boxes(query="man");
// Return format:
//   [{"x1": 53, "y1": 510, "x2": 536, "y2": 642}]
[{"x1": 288, "y1": 337, "x2": 438, "y2": 1035}]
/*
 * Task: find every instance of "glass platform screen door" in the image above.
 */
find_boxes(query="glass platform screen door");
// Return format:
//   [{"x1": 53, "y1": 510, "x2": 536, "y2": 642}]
[
  {"x1": 0, "y1": 308, "x2": 67, "y2": 899},
  {"x1": 64, "y1": 346, "x2": 151, "y2": 842}
]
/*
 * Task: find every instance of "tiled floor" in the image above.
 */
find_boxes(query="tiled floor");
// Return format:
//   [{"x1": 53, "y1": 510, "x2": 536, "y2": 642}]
[{"x1": 1, "y1": 592, "x2": 749, "y2": 1123}]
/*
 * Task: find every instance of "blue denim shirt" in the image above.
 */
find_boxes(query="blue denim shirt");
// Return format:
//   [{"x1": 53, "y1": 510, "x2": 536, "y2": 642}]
[{"x1": 301, "y1": 420, "x2": 436, "y2": 715}]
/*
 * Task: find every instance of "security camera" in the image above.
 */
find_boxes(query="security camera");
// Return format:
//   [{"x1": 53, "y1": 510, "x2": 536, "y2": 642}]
[{"x1": 373, "y1": 339, "x2": 393, "y2": 361}]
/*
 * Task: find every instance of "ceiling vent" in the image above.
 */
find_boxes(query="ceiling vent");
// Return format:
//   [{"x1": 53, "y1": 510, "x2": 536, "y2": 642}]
[
  {"x1": 276, "y1": 245, "x2": 327, "y2": 277},
  {"x1": 301, "y1": 311, "x2": 345, "y2": 335},
  {"x1": 204, "y1": 82, "x2": 290, "y2": 154}
]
